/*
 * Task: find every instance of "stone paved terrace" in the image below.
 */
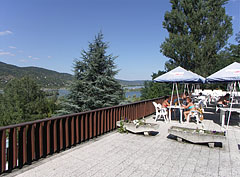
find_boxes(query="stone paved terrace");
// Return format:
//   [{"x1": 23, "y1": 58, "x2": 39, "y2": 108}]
[{"x1": 6, "y1": 106, "x2": 240, "y2": 177}]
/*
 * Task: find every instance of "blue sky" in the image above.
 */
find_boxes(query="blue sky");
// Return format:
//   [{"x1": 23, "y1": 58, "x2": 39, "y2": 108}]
[{"x1": 0, "y1": 0, "x2": 239, "y2": 80}]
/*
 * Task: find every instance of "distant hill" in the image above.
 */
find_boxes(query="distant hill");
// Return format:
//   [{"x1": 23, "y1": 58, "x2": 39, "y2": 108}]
[
  {"x1": 117, "y1": 79, "x2": 146, "y2": 86},
  {"x1": 0, "y1": 61, "x2": 73, "y2": 88},
  {"x1": 0, "y1": 61, "x2": 147, "y2": 88}
]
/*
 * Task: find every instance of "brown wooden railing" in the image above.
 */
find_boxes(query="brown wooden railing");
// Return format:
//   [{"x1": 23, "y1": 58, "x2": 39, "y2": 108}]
[{"x1": 0, "y1": 97, "x2": 163, "y2": 174}]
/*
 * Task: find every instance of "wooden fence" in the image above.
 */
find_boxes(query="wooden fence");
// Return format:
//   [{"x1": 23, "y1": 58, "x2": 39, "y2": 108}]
[{"x1": 0, "y1": 97, "x2": 163, "y2": 174}]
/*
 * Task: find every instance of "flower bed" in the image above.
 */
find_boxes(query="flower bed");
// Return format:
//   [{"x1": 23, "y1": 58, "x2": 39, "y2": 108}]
[
  {"x1": 116, "y1": 118, "x2": 159, "y2": 135},
  {"x1": 168, "y1": 126, "x2": 226, "y2": 147}
]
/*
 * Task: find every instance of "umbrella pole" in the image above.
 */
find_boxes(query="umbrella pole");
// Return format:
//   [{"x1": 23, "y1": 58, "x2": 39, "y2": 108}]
[
  {"x1": 226, "y1": 82, "x2": 236, "y2": 131},
  {"x1": 187, "y1": 83, "x2": 190, "y2": 95},
  {"x1": 169, "y1": 83, "x2": 175, "y2": 123},
  {"x1": 176, "y1": 83, "x2": 182, "y2": 123},
  {"x1": 184, "y1": 84, "x2": 186, "y2": 95}
]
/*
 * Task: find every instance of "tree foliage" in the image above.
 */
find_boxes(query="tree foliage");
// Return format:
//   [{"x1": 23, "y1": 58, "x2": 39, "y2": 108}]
[
  {"x1": 0, "y1": 77, "x2": 56, "y2": 126},
  {"x1": 161, "y1": 0, "x2": 233, "y2": 76},
  {"x1": 67, "y1": 32, "x2": 124, "y2": 112},
  {"x1": 219, "y1": 31, "x2": 240, "y2": 67},
  {"x1": 141, "y1": 71, "x2": 172, "y2": 100}
]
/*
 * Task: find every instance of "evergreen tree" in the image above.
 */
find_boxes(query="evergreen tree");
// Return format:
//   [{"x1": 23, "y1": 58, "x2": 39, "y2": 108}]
[
  {"x1": 0, "y1": 77, "x2": 56, "y2": 126},
  {"x1": 68, "y1": 32, "x2": 123, "y2": 112},
  {"x1": 161, "y1": 0, "x2": 233, "y2": 76}
]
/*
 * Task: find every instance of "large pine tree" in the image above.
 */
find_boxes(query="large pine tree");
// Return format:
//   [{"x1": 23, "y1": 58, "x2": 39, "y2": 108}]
[
  {"x1": 161, "y1": 0, "x2": 233, "y2": 77},
  {"x1": 68, "y1": 32, "x2": 123, "y2": 112}
]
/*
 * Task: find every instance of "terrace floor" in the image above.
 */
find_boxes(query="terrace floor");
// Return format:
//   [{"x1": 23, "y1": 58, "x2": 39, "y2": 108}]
[{"x1": 7, "y1": 106, "x2": 240, "y2": 177}]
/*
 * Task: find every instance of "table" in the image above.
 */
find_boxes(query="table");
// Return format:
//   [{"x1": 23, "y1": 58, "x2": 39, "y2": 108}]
[
  {"x1": 167, "y1": 105, "x2": 184, "y2": 123},
  {"x1": 219, "y1": 107, "x2": 240, "y2": 127}
]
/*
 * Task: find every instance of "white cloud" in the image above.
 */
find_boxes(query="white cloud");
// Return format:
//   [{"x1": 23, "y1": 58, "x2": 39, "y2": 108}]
[
  {"x1": 47, "y1": 56, "x2": 52, "y2": 59},
  {"x1": 28, "y1": 56, "x2": 39, "y2": 60},
  {"x1": 19, "y1": 59, "x2": 27, "y2": 63},
  {"x1": 0, "y1": 51, "x2": 15, "y2": 56},
  {"x1": 8, "y1": 46, "x2": 16, "y2": 49},
  {"x1": 0, "y1": 30, "x2": 13, "y2": 36}
]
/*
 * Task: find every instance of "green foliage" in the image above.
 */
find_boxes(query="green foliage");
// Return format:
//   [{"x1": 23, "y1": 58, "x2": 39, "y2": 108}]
[
  {"x1": 0, "y1": 77, "x2": 57, "y2": 126},
  {"x1": 141, "y1": 71, "x2": 172, "y2": 100},
  {"x1": 0, "y1": 61, "x2": 73, "y2": 88},
  {"x1": 219, "y1": 31, "x2": 240, "y2": 67},
  {"x1": 66, "y1": 32, "x2": 124, "y2": 112},
  {"x1": 54, "y1": 97, "x2": 80, "y2": 116},
  {"x1": 161, "y1": 0, "x2": 233, "y2": 77},
  {"x1": 117, "y1": 120, "x2": 128, "y2": 133}
]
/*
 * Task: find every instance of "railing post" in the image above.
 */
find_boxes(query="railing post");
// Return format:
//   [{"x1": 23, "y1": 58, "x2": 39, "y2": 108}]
[
  {"x1": 75, "y1": 116, "x2": 80, "y2": 144},
  {"x1": 89, "y1": 113, "x2": 93, "y2": 139},
  {"x1": 8, "y1": 128, "x2": 18, "y2": 171},
  {"x1": 0, "y1": 130, "x2": 6, "y2": 174},
  {"x1": 53, "y1": 120, "x2": 57, "y2": 153},
  {"x1": 97, "y1": 111, "x2": 100, "y2": 136},
  {"x1": 59, "y1": 119, "x2": 63, "y2": 151},
  {"x1": 80, "y1": 115, "x2": 84, "y2": 142},
  {"x1": 65, "y1": 117, "x2": 69, "y2": 148},
  {"x1": 93, "y1": 112, "x2": 97, "y2": 137},
  {"x1": 18, "y1": 126, "x2": 27, "y2": 167},
  {"x1": 70, "y1": 117, "x2": 74, "y2": 145}
]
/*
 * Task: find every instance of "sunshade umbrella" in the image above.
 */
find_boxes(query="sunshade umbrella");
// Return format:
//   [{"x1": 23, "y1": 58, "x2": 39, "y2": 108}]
[
  {"x1": 187, "y1": 70, "x2": 205, "y2": 95},
  {"x1": 154, "y1": 66, "x2": 205, "y2": 122},
  {"x1": 206, "y1": 62, "x2": 240, "y2": 129}
]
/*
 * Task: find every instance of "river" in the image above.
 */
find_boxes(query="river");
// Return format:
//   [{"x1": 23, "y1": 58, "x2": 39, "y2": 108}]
[
  {"x1": 58, "y1": 86, "x2": 142, "y2": 98},
  {"x1": 0, "y1": 86, "x2": 142, "y2": 98}
]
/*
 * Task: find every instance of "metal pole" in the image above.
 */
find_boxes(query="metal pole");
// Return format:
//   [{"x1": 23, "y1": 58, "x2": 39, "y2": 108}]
[{"x1": 226, "y1": 81, "x2": 236, "y2": 130}]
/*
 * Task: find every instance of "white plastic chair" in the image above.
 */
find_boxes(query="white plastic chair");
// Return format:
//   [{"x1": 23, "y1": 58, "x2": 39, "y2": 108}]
[
  {"x1": 195, "y1": 100, "x2": 205, "y2": 113},
  {"x1": 152, "y1": 102, "x2": 168, "y2": 122},
  {"x1": 186, "y1": 110, "x2": 201, "y2": 124}
]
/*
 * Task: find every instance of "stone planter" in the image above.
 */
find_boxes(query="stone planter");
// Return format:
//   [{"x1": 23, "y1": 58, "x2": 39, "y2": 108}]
[
  {"x1": 116, "y1": 121, "x2": 159, "y2": 135},
  {"x1": 168, "y1": 126, "x2": 226, "y2": 148}
]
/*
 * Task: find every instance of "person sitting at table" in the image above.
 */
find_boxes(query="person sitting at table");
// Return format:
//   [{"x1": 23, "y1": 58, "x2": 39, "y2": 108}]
[
  {"x1": 181, "y1": 93, "x2": 188, "y2": 106},
  {"x1": 162, "y1": 96, "x2": 170, "y2": 108},
  {"x1": 217, "y1": 93, "x2": 230, "y2": 107},
  {"x1": 171, "y1": 95, "x2": 181, "y2": 105},
  {"x1": 198, "y1": 92, "x2": 206, "y2": 101},
  {"x1": 181, "y1": 97, "x2": 196, "y2": 121}
]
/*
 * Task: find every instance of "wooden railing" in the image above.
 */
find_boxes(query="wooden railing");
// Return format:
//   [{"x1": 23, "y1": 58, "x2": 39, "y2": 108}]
[{"x1": 0, "y1": 97, "x2": 163, "y2": 174}]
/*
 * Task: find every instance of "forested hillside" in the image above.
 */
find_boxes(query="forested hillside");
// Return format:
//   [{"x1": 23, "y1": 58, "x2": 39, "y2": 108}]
[
  {"x1": 0, "y1": 62, "x2": 146, "y2": 88},
  {"x1": 0, "y1": 61, "x2": 73, "y2": 88}
]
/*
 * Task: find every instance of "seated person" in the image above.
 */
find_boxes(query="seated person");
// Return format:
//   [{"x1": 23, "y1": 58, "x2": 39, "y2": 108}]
[
  {"x1": 171, "y1": 95, "x2": 181, "y2": 105},
  {"x1": 198, "y1": 92, "x2": 206, "y2": 101},
  {"x1": 217, "y1": 93, "x2": 230, "y2": 107},
  {"x1": 181, "y1": 97, "x2": 196, "y2": 121},
  {"x1": 162, "y1": 96, "x2": 170, "y2": 108},
  {"x1": 181, "y1": 93, "x2": 188, "y2": 106}
]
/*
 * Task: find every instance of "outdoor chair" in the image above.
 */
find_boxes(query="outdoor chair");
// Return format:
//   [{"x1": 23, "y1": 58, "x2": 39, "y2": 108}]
[
  {"x1": 152, "y1": 102, "x2": 168, "y2": 122},
  {"x1": 195, "y1": 100, "x2": 206, "y2": 113},
  {"x1": 186, "y1": 110, "x2": 200, "y2": 124},
  {"x1": 186, "y1": 108, "x2": 205, "y2": 125}
]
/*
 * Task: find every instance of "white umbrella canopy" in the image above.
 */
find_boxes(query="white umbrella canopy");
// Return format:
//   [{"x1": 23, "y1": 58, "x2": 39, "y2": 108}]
[
  {"x1": 206, "y1": 62, "x2": 240, "y2": 83},
  {"x1": 154, "y1": 66, "x2": 205, "y2": 123},
  {"x1": 206, "y1": 62, "x2": 240, "y2": 130},
  {"x1": 154, "y1": 66, "x2": 205, "y2": 83}
]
